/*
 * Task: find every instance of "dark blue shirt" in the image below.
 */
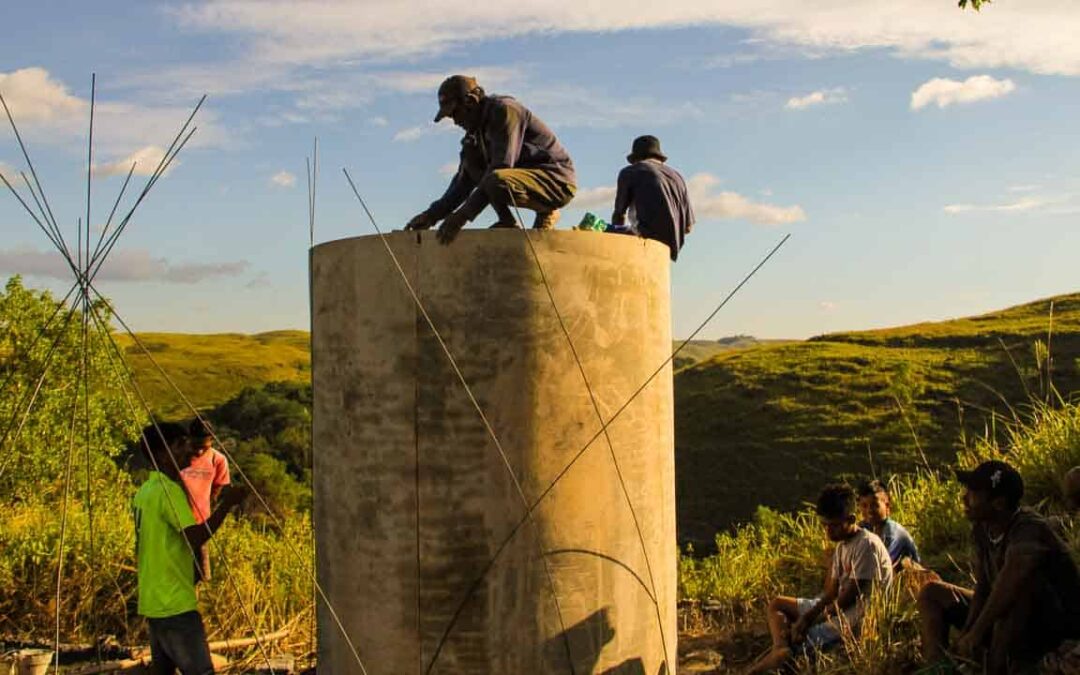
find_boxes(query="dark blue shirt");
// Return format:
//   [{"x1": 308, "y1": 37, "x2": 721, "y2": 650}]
[
  {"x1": 611, "y1": 159, "x2": 694, "y2": 261},
  {"x1": 861, "y1": 518, "x2": 919, "y2": 566}
]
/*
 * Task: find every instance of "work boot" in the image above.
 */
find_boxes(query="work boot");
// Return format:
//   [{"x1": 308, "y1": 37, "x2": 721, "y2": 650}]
[{"x1": 533, "y1": 209, "x2": 560, "y2": 230}]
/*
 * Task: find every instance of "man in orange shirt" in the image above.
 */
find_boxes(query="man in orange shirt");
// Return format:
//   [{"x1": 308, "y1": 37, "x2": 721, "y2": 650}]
[{"x1": 179, "y1": 418, "x2": 230, "y2": 582}]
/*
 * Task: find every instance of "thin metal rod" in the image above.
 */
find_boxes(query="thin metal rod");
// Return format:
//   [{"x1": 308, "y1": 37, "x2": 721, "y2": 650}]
[
  {"x1": 0, "y1": 171, "x2": 76, "y2": 277},
  {"x1": 91, "y1": 162, "x2": 137, "y2": 266},
  {"x1": 87, "y1": 286, "x2": 369, "y2": 675},
  {"x1": 89, "y1": 124, "x2": 198, "y2": 283},
  {"x1": 0, "y1": 89, "x2": 72, "y2": 261},
  {"x1": 53, "y1": 364, "x2": 81, "y2": 674},
  {"x1": 85, "y1": 74, "x2": 95, "y2": 284},
  {"x1": 341, "y1": 169, "x2": 575, "y2": 675},
  {"x1": 88, "y1": 93, "x2": 206, "y2": 273}
]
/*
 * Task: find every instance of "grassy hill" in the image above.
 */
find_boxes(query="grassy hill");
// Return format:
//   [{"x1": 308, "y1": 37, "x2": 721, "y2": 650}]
[
  {"x1": 675, "y1": 292, "x2": 1080, "y2": 544},
  {"x1": 117, "y1": 330, "x2": 310, "y2": 418},
  {"x1": 118, "y1": 294, "x2": 1080, "y2": 546}
]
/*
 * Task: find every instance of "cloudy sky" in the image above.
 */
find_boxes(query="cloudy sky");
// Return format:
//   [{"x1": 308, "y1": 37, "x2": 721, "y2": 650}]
[{"x1": 1, "y1": 1, "x2": 1078, "y2": 338}]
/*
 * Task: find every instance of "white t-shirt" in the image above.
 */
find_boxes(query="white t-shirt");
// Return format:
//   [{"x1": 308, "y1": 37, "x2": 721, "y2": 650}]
[{"x1": 830, "y1": 528, "x2": 893, "y2": 630}]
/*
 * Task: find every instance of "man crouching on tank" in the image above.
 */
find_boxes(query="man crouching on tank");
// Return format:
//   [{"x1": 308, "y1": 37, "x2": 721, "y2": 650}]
[{"x1": 404, "y1": 75, "x2": 577, "y2": 244}]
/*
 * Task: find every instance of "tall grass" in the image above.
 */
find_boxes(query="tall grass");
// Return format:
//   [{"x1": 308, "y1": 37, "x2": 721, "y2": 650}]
[
  {"x1": 679, "y1": 401, "x2": 1080, "y2": 673},
  {"x1": 0, "y1": 492, "x2": 315, "y2": 665}
]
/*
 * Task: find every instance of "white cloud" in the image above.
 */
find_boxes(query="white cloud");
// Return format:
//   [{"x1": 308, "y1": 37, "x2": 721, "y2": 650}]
[
  {"x1": 785, "y1": 87, "x2": 847, "y2": 110},
  {"x1": 570, "y1": 174, "x2": 804, "y2": 226},
  {"x1": 0, "y1": 246, "x2": 249, "y2": 283},
  {"x1": 270, "y1": 170, "x2": 297, "y2": 188},
  {"x1": 943, "y1": 196, "x2": 1047, "y2": 213},
  {"x1": 910, "y1": 75, "x2": 1015, "y2": 110},
  {"x1": 0, "y1": 68, "x2": 228, "y2": 152},
  {"x1": 170, "y1": 1, "x2": 1080, "y2": 76},
  {"x1": 688, "y1": 173, "x2": 806, "y2": 225},
  {"x1": 0, "y1": 68, "x2": 84, "y2": 124},
  {"x1": 819, "y1": 301, "x2": 838, "y2": 311},
  {"x1": 438, "y1": 162, "x2": 458, "y2": 176},
  {"x1": 92, "y1": 146, "x2": 171, "y2": 178},
  {"x1": 572, "y1": 186, "x2": 618, "y2": 211},
  {"x1": 369, "y1": 116, "x2": 389, "y2": 127},
  {"x1": 393, "y1": 120, "x2": 456, "y2": 142}
]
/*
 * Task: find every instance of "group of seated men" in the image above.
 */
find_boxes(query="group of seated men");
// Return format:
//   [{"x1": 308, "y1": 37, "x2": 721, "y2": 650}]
[{"x1": 745, "y1": 461, "x2": 1080, "y2": 675}]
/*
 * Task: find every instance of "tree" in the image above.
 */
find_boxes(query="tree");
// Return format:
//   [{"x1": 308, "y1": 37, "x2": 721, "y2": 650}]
[
  {"x1": 0, "y1": 276, "x2": 141, "y2": 503},
  {"x1": 958, "y1": 0, "x2": 991, "y2": 10}
]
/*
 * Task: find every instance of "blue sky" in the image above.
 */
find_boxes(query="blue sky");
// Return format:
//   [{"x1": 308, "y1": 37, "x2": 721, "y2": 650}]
[{"x1": 1, "y1": 1, "x2": 1078, "y2": 338}]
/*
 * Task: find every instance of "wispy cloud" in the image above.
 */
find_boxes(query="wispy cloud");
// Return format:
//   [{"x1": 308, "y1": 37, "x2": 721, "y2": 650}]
[
  {"x1": 438, "y1": 162, "x2": 458, "y2": 177},
  {"x1": 392, "y1": 120, "x2": 455, "y2": 142},
  {"x1": 571, "y1": 186, "x2": 618, "y2": 211},
  {"x1": 911, "y1": 75, "x2": 1015, "y2": 110},
  {"x1": 0, "y1": 247, "x2": 250, "y2": 283},
  {"x1": 1007, "y1": 184, "x2": 1040, "y2": 193},
  {"x1": 819, "y1": 301, "x2": 838, "y2": 312},
  {"x1": 571, "y1": 174, "x2": 804, "y2": 226},
  {"x1": 943, "y1": 196, "x2": 1048, "y2": 214},
  {"x1": 689, "y1": 174, "x2": 806, "y2": 225},
  {"x1": 270, "y1": 170, "x2": 297, "y2": 188},
  {"x1": 785, "y1": 87, "x2": 847, "y2": 110},
  {"x1": 170, "y1": 1, "x2": 1080, "y2": 77},
  {"x1": 92, "y1": 146, "x2": 170, "y2": 178},
  {"x1": 0, "y1": 67, "x2": 228, "y2": 151}
]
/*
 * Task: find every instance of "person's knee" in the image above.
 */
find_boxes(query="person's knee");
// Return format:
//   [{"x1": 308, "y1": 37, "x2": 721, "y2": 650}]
[
  {"x1": 917, "y1": 580, "x2": 948, "y2": 613},
  {"x1": 479, "y1": 169, "x2": 512, "y2": 197}
]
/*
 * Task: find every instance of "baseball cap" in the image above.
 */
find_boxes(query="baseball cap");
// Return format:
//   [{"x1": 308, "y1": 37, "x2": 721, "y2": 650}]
[
  {"x1": 434, "y1": 75, "x2": 479, "y2": 123},
  {"x1": 955, "y1": 460, "x2": 1024, "y2": 503}
]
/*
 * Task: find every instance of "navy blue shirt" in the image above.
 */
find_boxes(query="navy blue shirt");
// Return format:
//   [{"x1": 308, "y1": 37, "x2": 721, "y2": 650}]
[
  {"x1": 861, "y1": 518, "x2": 920, "y2": 567},
  {"x1": 611, "y1": 159, "x2": 694, "y2": 261}
]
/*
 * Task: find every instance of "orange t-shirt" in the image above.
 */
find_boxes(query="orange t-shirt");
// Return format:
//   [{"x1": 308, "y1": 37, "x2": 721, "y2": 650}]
[{"x1": 180, "y1": 448, "x2": 230, "y2": 524}]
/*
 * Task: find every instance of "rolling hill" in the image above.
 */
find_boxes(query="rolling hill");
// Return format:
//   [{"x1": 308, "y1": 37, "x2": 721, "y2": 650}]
[
  {"x1": 118, "y1": 293, "x2": 1080, "y2": 546},
  {"x1": 675, "y1": 292, "x2": 1080, "y2": 543}
]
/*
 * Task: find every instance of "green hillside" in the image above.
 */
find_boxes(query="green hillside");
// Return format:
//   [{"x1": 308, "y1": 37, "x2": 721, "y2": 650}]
[
  {"x1": 117, "y1": 294, "x2": 1080, "y2": 547},
  {"x1": 675, "y1": 293, "x2": 1080, "y2": 544},
  {"x1": 118, "y1": 330, "x2": 310, "y2": 418}
]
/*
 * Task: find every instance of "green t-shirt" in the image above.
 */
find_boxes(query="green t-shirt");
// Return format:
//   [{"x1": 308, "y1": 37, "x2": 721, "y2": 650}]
[{"x1": 133, "y1": 471, "x2": 198, "y2": 618}]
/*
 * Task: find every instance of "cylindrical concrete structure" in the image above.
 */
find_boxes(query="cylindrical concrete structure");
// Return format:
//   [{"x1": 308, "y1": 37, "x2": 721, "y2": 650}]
[{"x1": 312, "y1": 230, "x2": 675, "y2": 675}]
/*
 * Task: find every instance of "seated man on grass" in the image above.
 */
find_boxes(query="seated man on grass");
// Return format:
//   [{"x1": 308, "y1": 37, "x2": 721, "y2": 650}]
[
  {"x1": 857, "y1": 479, "x2": 920, "y2": 568},
  {"x1": 133, "y1": 422, "x2": 245, "y2": 675},
  {"x1": 746, "y1": 484, "x2": 893, "y2": 674},
  {"x1": 917, "y1": 460, "x2": 1080, "y2": 674}
]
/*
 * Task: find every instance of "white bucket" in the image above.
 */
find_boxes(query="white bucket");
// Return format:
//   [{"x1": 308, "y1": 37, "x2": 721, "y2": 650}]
[{"x1": 14, "y1": 650, "x2": 52, "y2": 675}]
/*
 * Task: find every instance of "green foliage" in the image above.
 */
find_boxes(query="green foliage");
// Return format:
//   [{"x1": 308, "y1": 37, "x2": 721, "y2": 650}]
[
  {"x1": 959, "y1": 0, "x2": 990, "y2": 10},
  {"x1": 676, "y1": 293, "x2": 1080, "y2": 541},
  {"x1": 202, "y1": 381, "x2": 314, "y2": 520},
  {"x1": 0, "y1": 276, "x2": 141, "y2": 503}
]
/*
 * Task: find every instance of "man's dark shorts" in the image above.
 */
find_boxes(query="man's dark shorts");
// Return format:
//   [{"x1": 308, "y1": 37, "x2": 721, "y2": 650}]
[{"x1": 148, "y1": 610, "x2": 214, "y2": 675}]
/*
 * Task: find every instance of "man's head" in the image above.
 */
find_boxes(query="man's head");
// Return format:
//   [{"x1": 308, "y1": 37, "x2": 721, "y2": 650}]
[
  {"x1": 956, "y1": 460, "x2": 1024, "y2": 523},
  {"x1": 857, "y1": 479, "x2": 892, "y2": 527},
  {"x1": 434, "y1": 75, "x2": 485, "y2": 129},
  {"x1": 816, "y1": 483, "x2": 860, "y2": 542},
  {"x1": 139, "y1": 422, "x2": 194, "y2": 479},
  {"x1": 1063, "y1": 466, "x2": 1080, "y2": 511},
  {"x1": 188, "y1": 418, "x2": 214, "y2": 457},
  {"x1": 627, "y1": 135, "x2": 668, "y2": 164}
]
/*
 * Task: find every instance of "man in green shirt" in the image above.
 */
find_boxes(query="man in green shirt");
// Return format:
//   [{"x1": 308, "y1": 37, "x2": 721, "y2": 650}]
[{"x1": 133, "y1": 422, "x2": 244, "y2": 674}]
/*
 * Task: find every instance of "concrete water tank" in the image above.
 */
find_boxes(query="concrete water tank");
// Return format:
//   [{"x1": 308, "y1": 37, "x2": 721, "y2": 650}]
[{"x1": 311, "y1": 230, "x2": 676, "y2": 674}]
